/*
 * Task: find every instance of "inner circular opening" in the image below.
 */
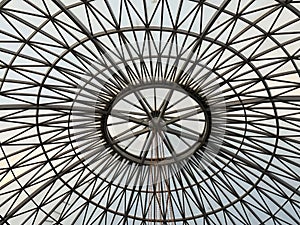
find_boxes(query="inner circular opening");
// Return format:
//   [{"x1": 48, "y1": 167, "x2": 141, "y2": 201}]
[{"x1": 101, "y1": 82, "x2": 211, "y2": 165}]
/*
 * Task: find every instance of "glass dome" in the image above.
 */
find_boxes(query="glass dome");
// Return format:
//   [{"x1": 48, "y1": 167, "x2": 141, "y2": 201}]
[{"x1": 0, "y1": 0, "x2": 299, "y2": 224}]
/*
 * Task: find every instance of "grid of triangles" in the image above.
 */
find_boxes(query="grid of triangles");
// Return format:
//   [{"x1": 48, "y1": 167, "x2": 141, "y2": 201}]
[{"x1": 0, "y1": 0, "x2": 300, "y2": 224}]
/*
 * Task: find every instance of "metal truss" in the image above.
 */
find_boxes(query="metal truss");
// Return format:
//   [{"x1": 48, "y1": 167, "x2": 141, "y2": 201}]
[{"x1": 0, "y1": 0, "x2": 300, "y2": 224}]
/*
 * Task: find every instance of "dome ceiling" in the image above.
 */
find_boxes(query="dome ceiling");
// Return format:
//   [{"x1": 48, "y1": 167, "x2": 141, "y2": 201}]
[{"x1": 0, "y1": 0, "x2": 300, "y2": 224}]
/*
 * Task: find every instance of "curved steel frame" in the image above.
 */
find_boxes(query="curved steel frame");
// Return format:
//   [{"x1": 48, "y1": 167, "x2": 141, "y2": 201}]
[{"x1": 0, "y1": 0, "x2": 300, "y2": 224}]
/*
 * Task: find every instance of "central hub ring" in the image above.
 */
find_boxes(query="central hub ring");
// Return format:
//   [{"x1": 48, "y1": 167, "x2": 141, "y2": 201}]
[
  {"x1": 100, "y1": 82, "x2": 211, "y2": 165},
  {"x1": 148, "y1": 117, "x2": 167, "y2": 132}
]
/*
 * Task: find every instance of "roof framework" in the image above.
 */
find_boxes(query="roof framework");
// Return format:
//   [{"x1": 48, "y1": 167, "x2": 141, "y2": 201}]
[{"x1": 0, "y1": 0, "x2": 300, "y2": 224}]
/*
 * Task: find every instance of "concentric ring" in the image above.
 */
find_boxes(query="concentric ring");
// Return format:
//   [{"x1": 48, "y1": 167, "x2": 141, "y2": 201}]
[{"x1": 101, "y1": 81, "x2": 210, "y2": 164}]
